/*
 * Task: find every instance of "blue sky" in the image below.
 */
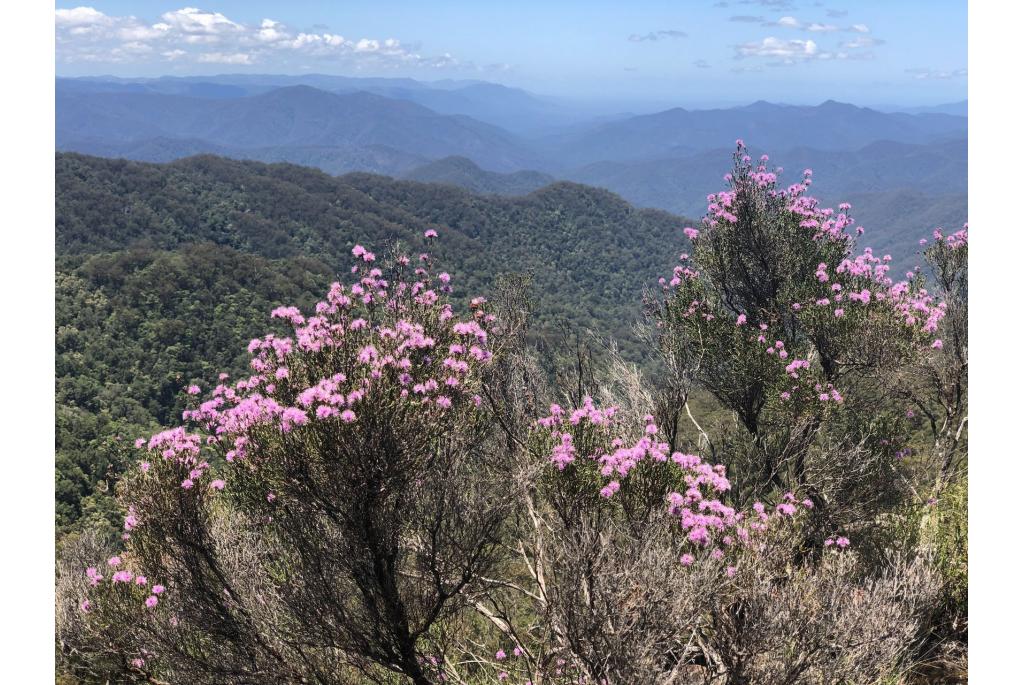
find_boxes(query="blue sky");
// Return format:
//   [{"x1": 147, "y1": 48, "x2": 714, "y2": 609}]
[{"x1": 55, "y1": 1, "x2": 967, "y2": 107}]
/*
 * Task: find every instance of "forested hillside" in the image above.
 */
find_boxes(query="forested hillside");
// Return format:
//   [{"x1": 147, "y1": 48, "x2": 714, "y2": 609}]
[{"x1": 56, "y1": 152, "x2": 691, "y2": 534}]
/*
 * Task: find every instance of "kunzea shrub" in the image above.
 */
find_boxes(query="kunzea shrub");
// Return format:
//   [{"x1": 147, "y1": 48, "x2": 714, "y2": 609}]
[
  {"x1": 651, "y1": 141, "x2": 955, "y2": 543},
  {"x1": 462, "y1": 395, "x2": 814, "y2": 685},
  {"x1": 70, "y1": 236, "x2": 513, "y2": 685}
]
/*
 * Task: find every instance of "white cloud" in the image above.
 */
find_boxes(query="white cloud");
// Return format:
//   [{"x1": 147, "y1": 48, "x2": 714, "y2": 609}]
[
  {"x1": 160, "y1": 8, "x2": 240, "y2": 36},
  {"x1": 736, "y1": 36, "x2": 819, "y2": 63},
  {"x1": 121, "y1": 41, "x2": 153, "y2": 54},
  {"x1": 55, "y1": 6, "x2": 460, "y2": 70},
  {"x1": 257, "y1": 19, "x2": 287, "y2": 43},
  {"x1": 119, "y1": 24, "x2": 168, "y2": 42},
  {"x1": 55, "y1": 7, "x2": 108, "y2": 26},
  {"x1": 767, "y1": 15, "x2": 868, "y2": 36}
]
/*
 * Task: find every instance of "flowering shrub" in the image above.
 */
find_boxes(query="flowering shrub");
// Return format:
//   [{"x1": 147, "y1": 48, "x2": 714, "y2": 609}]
[
  {"x1": 651, "y1": 142, "x2": 956, "y2": 545},
  {"x1": 68, "y1": 240, "x2": 512, "y2": 684}
]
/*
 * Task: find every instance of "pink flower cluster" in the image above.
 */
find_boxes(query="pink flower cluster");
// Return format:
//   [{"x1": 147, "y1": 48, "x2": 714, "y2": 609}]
[
  {"x1": 88, "y1": 241, "x2": 498, "y2": 624},
  {"x1": 535, "y1": 398, "x2": 808, "y2": 569},
  {"x1": 130, "y1": 246, "x2": 496, "y2": 493},
  {"x1": 83, "y1": 558, "x2": 166, "y2": 610}
]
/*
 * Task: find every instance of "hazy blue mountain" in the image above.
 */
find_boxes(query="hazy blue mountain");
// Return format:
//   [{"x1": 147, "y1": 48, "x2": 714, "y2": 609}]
[
  {"x1": 365, "y1": 82, "x2": 581, "y2": 134},
  {"x1": 57, "y1": 78, "x2": 969, "y2": 180},
  {"x1": 546, "y1": 100, "x2": 967, "y2": 167},
  {"x1": 877, "y1": 100, "x2": 968, "y2": 116},
  {"x1": 833, "y1": 190, "x2": 968, "y2": 276},
  {"x1": 403, "y1": 156, "x2": 555, "y2": 195},
  {"x1": 58, "y1": 75, "x2": 585, "y2": 135},
  {"x1": 57, "y1": 85, "x2": 541, "y2": 171},
  {"x1": 566, "y1": 138, "x2": 967, "y2": 217}
]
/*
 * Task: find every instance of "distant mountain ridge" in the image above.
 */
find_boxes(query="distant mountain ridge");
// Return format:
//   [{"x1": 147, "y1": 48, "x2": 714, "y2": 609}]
[
  {"x1": 57, "y1": 75, "x2": 579, "y2": 135},
  {"x1": 57, "y1": 85, "x2": 541, "y2": 172},
  {"x1": 57, "y1": 78, "x2": 967, "y2": 175},
  {"x1": 547, "y1": 99, "x2": 966, "y2": 167},
  {"x1": 566, "y1": 137, "x2": 967, "y2": 216}
]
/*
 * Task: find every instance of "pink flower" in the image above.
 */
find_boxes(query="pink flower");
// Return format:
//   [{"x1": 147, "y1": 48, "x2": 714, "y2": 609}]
[
  {"x1": 736, "y1": 314, "x2": 746, "y2": 326},
  {"x1": 140, "y1": 462, "x2": 150, "y2": 473},
  {"x1": 680, "y1": 553, "x2": 695, "y2": 566},
  {"x1": 80, "y1": 600, "x2": 91, "y2": 613},
  {"x1": 726, "y1": 566, "x2": 737, "y2": 577},
  {"x1": 107, "y1": 556, "x2": 122, "y2": 567},
  {"x1": 495, "y1": 649, "x2": 506, "y2": 661},
  {"x1": 210, "y1": 479, "x2": 226, "y2": 491},
  {"x1": 683, "y1": 227, "x2": 700, "y2": 240},
  {"x1": 187, "y1": 385, "x2": 201, "y2": 395},
  {"x1": 152, "y1": 585, "x2": 165, "y2": 594},
  {"x1": 145, "y1": 595, "x2": 158, "y2": 608},
  {"x1": 931, "y1": 339, "x2": 943, "y2": 350},
  {"x1": 513, "y1": 647, "x2": 524, "y2": 657},
  {"x1": 424, "y1": 229, "x2": 438, "y2": 238},
  {"x1": 340, "y1": 409, "x2": 357, "y2": 423},
  {"x1": 835, "y1": 536, "x2": 850, "y2": 548}
]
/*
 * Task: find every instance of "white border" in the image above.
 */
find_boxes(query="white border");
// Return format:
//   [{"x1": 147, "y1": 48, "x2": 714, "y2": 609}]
[
  {"x1": 2, "y1": 1, "x2": 1013, "y2": 680},
  {"x1": 1, "y1": 0, "x2": 55, "y2": 678}
]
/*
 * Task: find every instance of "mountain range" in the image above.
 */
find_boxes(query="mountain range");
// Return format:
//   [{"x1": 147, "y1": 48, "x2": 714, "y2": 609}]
[{"x1": 56, "y1": 74, "x2": 967, "y2": 275}]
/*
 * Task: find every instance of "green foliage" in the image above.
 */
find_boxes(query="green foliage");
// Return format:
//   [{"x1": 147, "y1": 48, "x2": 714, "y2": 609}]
[
  {"x1": 933, "y1": 476, "x2": 968, "y2": 622},
  {"x1": 55, "y1": 243, "x2": 335, "y2": 534}
]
